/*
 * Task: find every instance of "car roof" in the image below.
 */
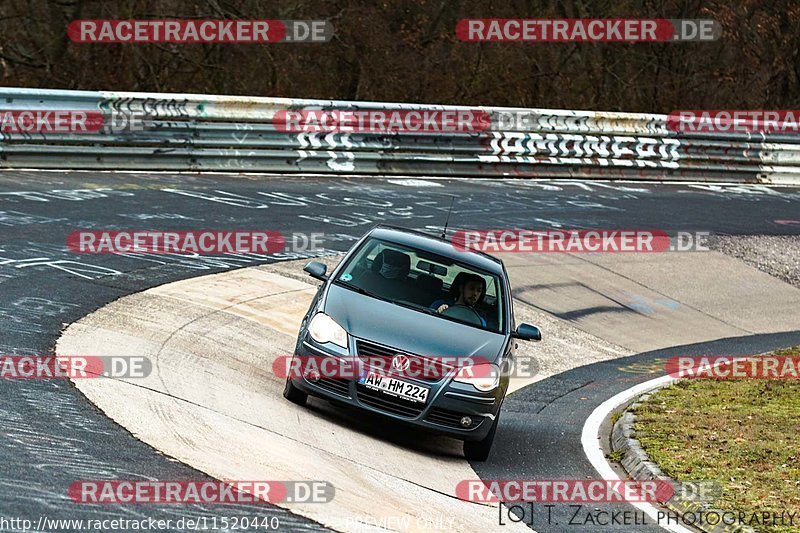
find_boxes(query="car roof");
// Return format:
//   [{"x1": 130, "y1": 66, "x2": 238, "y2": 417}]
[{"x1": 368, "y1": 225, "x2": 505, "y2": 275}]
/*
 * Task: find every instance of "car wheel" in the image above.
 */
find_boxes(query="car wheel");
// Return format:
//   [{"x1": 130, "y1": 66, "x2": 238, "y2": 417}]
[
  {"x1": 463, "y1": 413, "x2": 498, "y2": 461},
  {"x1": 283, "y1": 378, "x2": 308, "y2": 406}
]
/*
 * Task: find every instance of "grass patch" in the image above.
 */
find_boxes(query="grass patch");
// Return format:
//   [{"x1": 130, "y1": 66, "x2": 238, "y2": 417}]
[
  {"x1": 632, "y1": 346, "x2": 800, "y2": 533},
  {"x1": 606, "y1": 449, "x2": 624, "y2": 463}
]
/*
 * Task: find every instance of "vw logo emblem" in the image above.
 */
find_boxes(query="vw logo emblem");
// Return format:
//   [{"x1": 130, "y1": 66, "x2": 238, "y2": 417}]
[{"x1": 391, "y1": 354, "x2": 410, "y2": 372}]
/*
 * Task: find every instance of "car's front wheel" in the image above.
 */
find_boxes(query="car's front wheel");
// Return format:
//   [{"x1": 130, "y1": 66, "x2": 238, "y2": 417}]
[
  {"x1": 463, "y1": 413, "x2": 498, "y2": 461},
  {"x1": 283, "y1": 378, "x2": 308, "y2": 406}
]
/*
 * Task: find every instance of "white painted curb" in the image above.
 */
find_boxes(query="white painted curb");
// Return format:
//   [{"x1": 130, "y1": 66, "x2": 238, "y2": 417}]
[{"x1": 581, "y1": 373, "x2": 695, "y2": 533}]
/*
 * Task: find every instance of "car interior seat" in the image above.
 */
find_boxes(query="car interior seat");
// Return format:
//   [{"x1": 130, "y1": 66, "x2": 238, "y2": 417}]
[
  {"x1": 370, "y1": 249, "x2": 411, "y2": 277},
  {"x1": 357, "y1": 249, "x2": 412, "y2": 299},
  {"x1": 414, "y1": 273, "x2": 443, "y2": 301}
]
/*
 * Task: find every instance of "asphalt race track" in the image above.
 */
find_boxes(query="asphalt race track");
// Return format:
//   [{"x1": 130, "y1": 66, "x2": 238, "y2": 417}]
[
  {"x1": 1, "y1": 170, "x2": 799, "y2": 532},
  {"x1": 475, "y1": 331, "x2": 800, "y2": 532}
]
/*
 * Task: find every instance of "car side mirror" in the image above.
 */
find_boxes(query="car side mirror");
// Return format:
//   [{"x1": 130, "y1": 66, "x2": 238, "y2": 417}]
[
  {"x1": 303, "y1": 261, "x2": 328, "y2": 281},
  {"x1": 513, "y1": 323, "x2": 542, "y2": 341}
]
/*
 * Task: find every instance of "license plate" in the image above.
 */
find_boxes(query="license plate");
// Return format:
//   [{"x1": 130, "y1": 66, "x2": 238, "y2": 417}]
[{"x1": 358, "y1": 372, "x2": 429, "y2": 404}]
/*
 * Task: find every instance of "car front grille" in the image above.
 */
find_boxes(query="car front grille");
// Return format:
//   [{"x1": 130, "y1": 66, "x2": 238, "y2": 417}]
[
  {"x1": 425, "y1": 407, "x2": 484, "y2": 430},
  {"x1": 356, "y1": 339, "x2": 453, "y2": 383},
  {"x1": 356, "y1": 385, "x2": 426, "y2": 418},
  {"x1": 314, "y1": 377, "x2": 351, "y2": 397}
]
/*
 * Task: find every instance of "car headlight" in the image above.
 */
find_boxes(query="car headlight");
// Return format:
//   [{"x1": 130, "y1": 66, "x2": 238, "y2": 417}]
[
  {"x1": 308, "y1": 313, "x2": 348, "y2": 349},
  {"x1": 453, "y1": 363, "x2": 500, "y2": 392}
]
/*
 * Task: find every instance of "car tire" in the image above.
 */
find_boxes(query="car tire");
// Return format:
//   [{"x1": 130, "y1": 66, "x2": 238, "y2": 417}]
[
  {"x1": 463, "y1": 413, "x2": 498, "y2": 461},
  {"x1": 283, "y1": 378, "x2": 308, "y2": 406}
]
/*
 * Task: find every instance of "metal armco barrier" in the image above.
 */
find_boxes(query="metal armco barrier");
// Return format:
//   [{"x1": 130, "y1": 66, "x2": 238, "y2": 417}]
[{"x1": 1, "y1": 87, "x2": 798, "y2": 184}]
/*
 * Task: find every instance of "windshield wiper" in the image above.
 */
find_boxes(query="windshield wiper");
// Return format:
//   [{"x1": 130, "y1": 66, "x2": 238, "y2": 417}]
[
  {"x1": 334, "y1": 280, "x2": 390, "y2": 303},
  {"x1": 334, "y1": 279, "x2": 370, "y2": 295}
]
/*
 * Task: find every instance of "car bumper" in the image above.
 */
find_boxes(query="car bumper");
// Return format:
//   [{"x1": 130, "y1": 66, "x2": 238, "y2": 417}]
[{"x1": 290, "y1": 339, "x2": 503, "y2": 441}]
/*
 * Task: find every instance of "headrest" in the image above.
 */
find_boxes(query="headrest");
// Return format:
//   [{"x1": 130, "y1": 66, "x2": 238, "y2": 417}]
[{"x1": 372, "y1": 249, "x2": 411, "y2": 276}]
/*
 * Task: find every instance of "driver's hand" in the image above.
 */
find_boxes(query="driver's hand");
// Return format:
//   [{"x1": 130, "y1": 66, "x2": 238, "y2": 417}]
[{"x1": 436, "y1": 304, "x2": 449, "y2": 313}]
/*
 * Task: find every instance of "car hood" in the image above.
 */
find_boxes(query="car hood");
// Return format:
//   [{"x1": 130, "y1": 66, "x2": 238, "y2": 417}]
[{"x1": 323, "y1": 283, "x2": 506, "y2": 361}]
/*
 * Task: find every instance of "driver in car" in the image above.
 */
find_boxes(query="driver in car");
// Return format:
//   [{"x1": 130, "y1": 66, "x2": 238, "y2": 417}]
[{"x1": 431, "y1": 273, "x2": 488, "y2": 327}]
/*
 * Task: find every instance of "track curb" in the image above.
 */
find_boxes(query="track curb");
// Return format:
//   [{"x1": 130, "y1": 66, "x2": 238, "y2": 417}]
[{"x1": 611, "y1": 390, "x2": 755, "y2": 533}]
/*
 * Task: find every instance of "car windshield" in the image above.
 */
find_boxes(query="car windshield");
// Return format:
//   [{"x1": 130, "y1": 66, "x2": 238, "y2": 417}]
[{"x1": 333, "y1": 236, "x2": 505, "y2": 333}]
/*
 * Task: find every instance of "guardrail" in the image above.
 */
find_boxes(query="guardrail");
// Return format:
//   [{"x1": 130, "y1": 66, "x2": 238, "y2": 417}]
[{"x1": 1, "y1": 87, "x2": 798, "y2": 184}]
